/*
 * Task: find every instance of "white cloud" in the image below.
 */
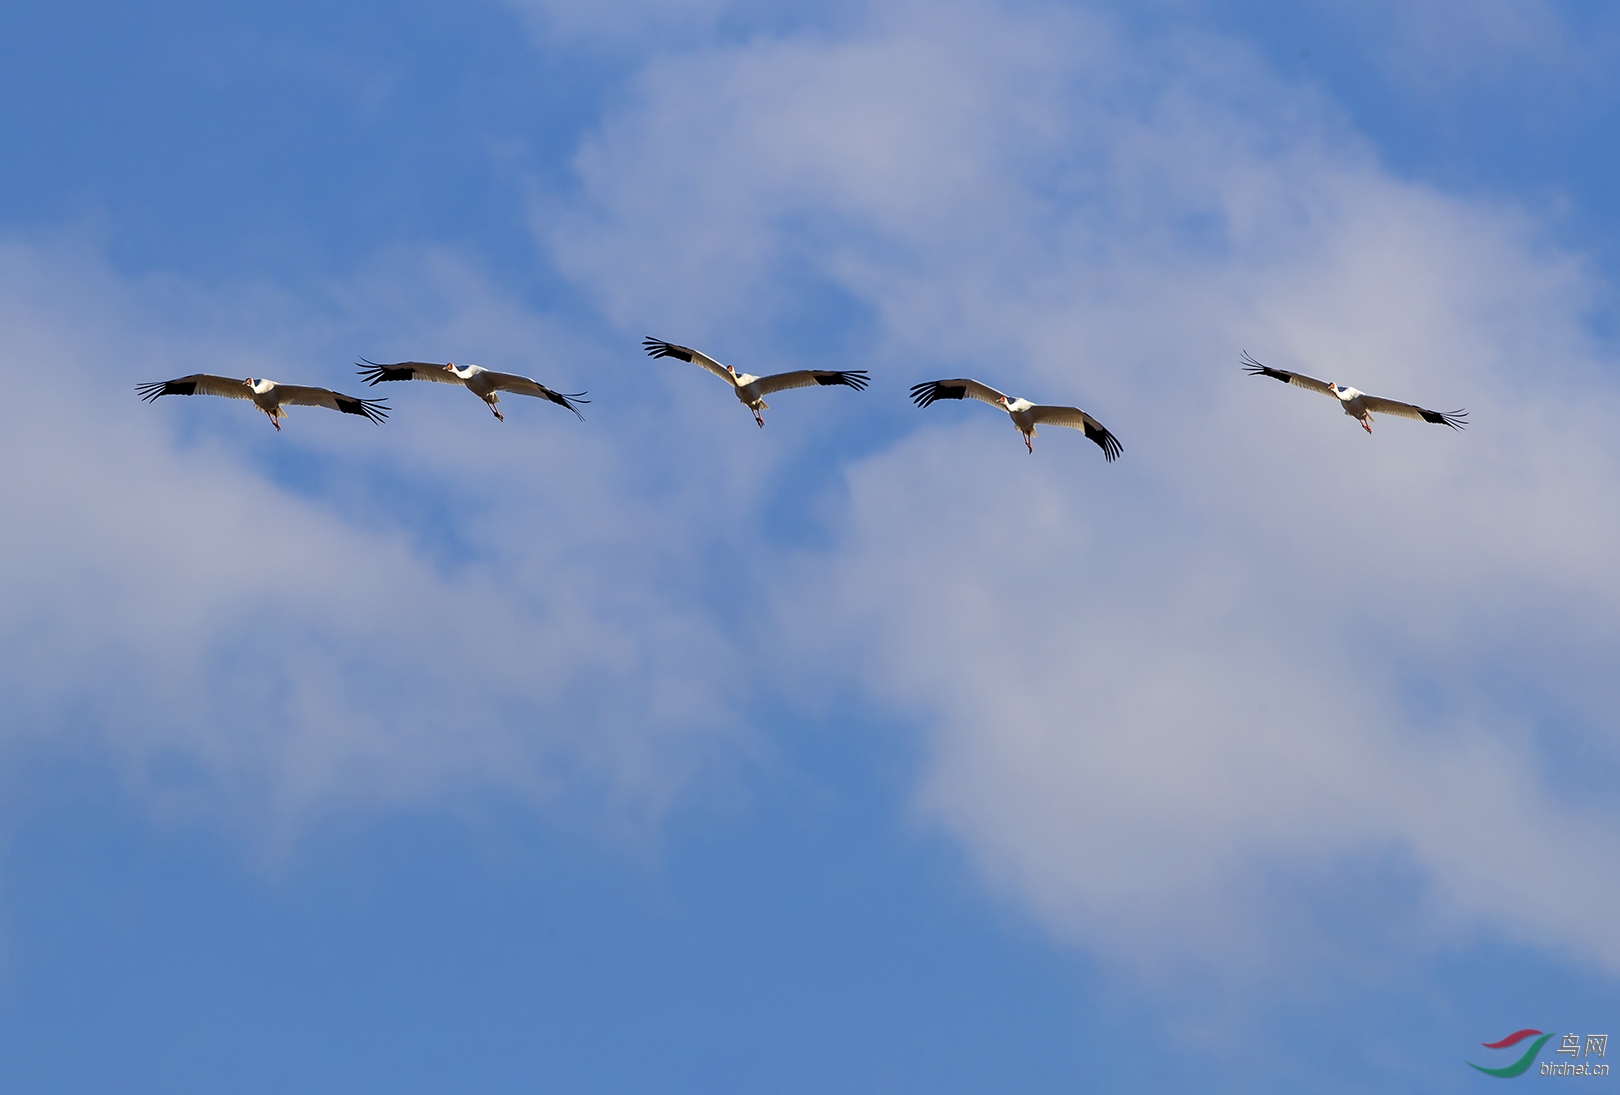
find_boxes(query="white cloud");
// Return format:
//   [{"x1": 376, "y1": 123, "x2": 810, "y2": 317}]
[
  {"x1": 0, "y1": 238, "x2": 756, "y2": 847},
  {"x1": 9, "y1": 0, "x2": 1620, "y2": 990},
  {"x1": 540, "y1": 0, "x2": 1620, "y2": 975}
]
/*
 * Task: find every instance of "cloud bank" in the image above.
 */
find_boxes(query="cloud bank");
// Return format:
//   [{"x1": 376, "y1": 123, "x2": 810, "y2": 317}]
[
  {"x1": 0, "y1": 240, "x2": 751, "y2": 843},
  {"x1": 4, "y1": 0, "x2": 1618, "y2": 988},
  {"x1": 541, "y1": 0, "x2": 1620, "y2": 973}
]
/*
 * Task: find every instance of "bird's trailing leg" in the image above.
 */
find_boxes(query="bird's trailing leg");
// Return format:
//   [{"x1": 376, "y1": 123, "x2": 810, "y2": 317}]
[
  {"x1": 753, "y1": 409, "x2": 765, "y2": 428},
  {"x1": 1024, "y1": 432, "x2": 1033, "y2": 453},
  {"x1": 1360, "y1": 415, "x2": 1374, "y2": 435},
  {"x1": 491, "y1": 404, "x2": 504, "y2": 422},
  {"x1": 263, "y1": 410, "x2": 281, "y2": 431}
]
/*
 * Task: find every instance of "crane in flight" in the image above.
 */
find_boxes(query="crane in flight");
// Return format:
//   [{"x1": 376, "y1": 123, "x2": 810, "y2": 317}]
[
  {"x1": 1241, "y1": 352, "x2": 1465, "y2": 434},
  {"x1": 357, "y1": 360, "x2": 587, "y2": 422},
  {"x1": 909, "y1": 377, "x2": 1122, "y2": 460},
  {"x1": 137, "y1": 375, "x2": 388, "y2": 430},
  {"x1": 643, "y1": 337, "x2": 869, "y2": 427}
]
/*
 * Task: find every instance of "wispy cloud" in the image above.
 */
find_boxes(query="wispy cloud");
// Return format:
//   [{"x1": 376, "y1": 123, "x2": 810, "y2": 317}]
[
  {"x1": 7, "y1": 0, "x2": 1619, "y2": 994},
  {"x1": 539, "y1": 0, "x2": 1620, "y2": 977},
  {"x1": 0, "y1": 239, "x2": 751, "y2": 848}
]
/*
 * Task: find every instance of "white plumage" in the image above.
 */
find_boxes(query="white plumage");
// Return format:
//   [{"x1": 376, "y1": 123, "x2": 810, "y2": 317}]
[
  {"x1": 909, "y1": 377, "x2": 1122, "y2": 460},
  {"x1": 137, "y1": 374, "x2": 388, "y2": 430},
  {"x1": 1242, "y1": 352, "x2": 1466, "y2": 434},
  {"x1": 357, "y1": 360, "x2": 587, "y2": 422},
  {"x1": 643, "y1": 337, "x2": 869, "y2": 427}
]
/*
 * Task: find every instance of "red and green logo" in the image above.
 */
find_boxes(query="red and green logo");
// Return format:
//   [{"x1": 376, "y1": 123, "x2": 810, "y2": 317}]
[{"x1": 1469, "y1": 1029, "x2": 1554, "y2": 1078}]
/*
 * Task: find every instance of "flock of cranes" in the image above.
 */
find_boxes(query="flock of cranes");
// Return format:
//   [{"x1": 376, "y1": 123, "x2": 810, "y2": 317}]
[{"x1": 137, "y1": 338, "x2": 1467, "y2": 452}]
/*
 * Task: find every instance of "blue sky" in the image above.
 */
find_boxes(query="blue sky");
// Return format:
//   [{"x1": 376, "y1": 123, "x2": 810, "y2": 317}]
[{"x1": 2, "y1": 1, "x2": 1619, "y2": 1091}]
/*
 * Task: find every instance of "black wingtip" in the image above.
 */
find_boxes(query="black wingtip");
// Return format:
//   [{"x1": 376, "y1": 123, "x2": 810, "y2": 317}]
[
  {"x1": 816, "y1": 370, "x2": 870, "y2": 391},
  {"x1": 552, "y1": 391, "x2": 589, "y2": 421},
  {"x1": 1240, "y1": 350, "x2": 1290, "y2": 382},
  {"x1": 1240, "y1": 350, "x2": 1271, "y2": 376},
  {"x1": 334, "y1": 395, "x2": 390, "y2": 423},
  {"x1": 642, "y1": 337, "x2": 693, "y2": 362},
  {"x1": 356, "y1": 359, "x2": 418, "y2": 386},
  {"x1": 909, "y1": 380, "x2": 965, "y2": 408},
  {"x1": 1424, "y1": 408, "x2": 1468, "y2": 430},
  {"x1": 136, "y1": 379, "x2": 198, "y2": 402},
  {"x1": 1084, "y1": 421, "x2": 1123, "y2": 462}
]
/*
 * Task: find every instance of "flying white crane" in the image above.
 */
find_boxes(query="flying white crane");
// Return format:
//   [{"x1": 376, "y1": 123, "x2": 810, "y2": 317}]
[
  {"x1": 136, "y1": 375, "x2": 388, "y2": 430},
  {"x1": 643, "y1": 337, "x2": 869, "y2": 427},
  {"x1": 357, "y1": 360, "x2": 587, "y2": 422},
  {"x1": 1241, "y1": 352, "x2": 1466, "y2": 433},
  {"x1": 909, "y1": 377, "x2": 1122, "y2": 460}
]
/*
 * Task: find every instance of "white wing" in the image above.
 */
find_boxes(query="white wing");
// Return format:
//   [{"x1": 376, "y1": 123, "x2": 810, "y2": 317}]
[
  {"x1": 1360, "y1": 395, "x2": 1466, "y2": 428},
  {"x1": 356, "y1": 359, "x2": 465, "y2": 386},
  {"x1": 643, "y1": 337, "x2": 738, "y2": 387},
  {"x1": 270, "y1": 384, "x2": 390, "y2": 423},
  {"x1": 136, "y1": 374, "x2": 255, "y2": 402},
  {"x1": 481, "y1": 371, "x2": 589, "y2": 420},
  {"x1": 1026, "y1": 404, "x2": 1123, "y2": 461},
  {"x1": 1240, "y1": 352, "x2": 1336, "y2": 397},
  {"x1": 751, "y1": 369, "x2": 870, "y2": 396},
  {"x1": 908, "y1": 377, "x2": 1009, "y2": 409}
]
